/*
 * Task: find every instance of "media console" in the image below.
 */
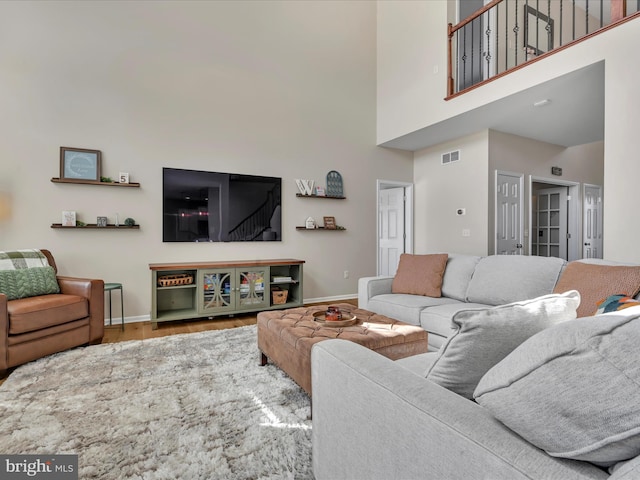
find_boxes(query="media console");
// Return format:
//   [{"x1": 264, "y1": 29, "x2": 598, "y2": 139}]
[{"x1": 149, "y1": 259, "x2": 304, "y2": 330}]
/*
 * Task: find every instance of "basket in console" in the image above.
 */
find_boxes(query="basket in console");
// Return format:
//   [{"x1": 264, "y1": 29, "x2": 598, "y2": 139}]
[{"x1": 158, "y1": 273, "x2": 194, "y2": 287}]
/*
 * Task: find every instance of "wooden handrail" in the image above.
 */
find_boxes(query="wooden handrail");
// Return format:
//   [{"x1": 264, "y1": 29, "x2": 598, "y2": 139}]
[
  {"x1": 447, "y1": 0, "x2": 638, "y2": 98},
  {"x1": 450, "y1": 0, "x2": 502, "y2": 34}
]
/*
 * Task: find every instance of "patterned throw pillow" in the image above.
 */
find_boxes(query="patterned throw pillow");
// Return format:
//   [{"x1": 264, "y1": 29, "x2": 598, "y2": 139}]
[
  {"x1": 596, "y1": 294, "x2": 640, "y2": 315},
  {"x1": 0, "y1": 266, "x2": 60, "y2": 300}
]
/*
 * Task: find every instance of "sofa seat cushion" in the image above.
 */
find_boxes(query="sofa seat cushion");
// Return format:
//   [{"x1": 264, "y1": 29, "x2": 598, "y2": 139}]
[
  {"x1": 368, "y1": 294, "x2": 459, "y2": 326},
  {"x1": 475, "y1": 307, "x2": 640, "y2": 467},
  {"x1": 8, "y1": 294, "x2": 89, "y2": 334},
  {"x1": 425, "y1": 291, "x2": 580, "y2": 399},
  {"x1": 466, "y1": 255, "x2": 566, "y2": 306}
]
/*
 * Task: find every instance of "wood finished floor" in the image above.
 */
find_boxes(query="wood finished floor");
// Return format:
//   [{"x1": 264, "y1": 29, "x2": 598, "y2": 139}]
[{"x1": 0, "y1": 299, "x2": 357, "y2": 386}]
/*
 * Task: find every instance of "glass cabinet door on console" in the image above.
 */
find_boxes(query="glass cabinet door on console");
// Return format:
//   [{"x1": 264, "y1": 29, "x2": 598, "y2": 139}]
[
  {"x1": 199, "y1": 269, "x2": 234, "y2": 314},
  {"x1": 236, "y1": 268, "x2": 268, "y2": 310},
  {"x1": 198, "y1": 267, "x2": 270, "y2": 314}
]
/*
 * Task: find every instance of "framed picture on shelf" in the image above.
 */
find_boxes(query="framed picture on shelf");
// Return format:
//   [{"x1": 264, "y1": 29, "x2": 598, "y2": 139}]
[
  {"x1": 96, "y1": 216, "x2": 108, "y2": 227},
  {"x1": 323, "y1": 216, "x2": 337, "y2": 229},
  {"x1": 119, "y1": 172, "x2": 129, "y2": 184},
  {"x1": 61, "y1": 211, "x2": 76, "y2": 227},
  {"x1": 60, "y1": 147, "x2": 101, "y2": 181}
]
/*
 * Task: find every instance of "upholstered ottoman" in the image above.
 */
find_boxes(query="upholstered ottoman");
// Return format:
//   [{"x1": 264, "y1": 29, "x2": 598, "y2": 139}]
[{"x1": 257, "y1": 303, "x2": 428, "y2": 395}]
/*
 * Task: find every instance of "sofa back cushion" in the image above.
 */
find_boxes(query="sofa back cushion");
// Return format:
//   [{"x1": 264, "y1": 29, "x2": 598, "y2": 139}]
[
  {"x1": 553, "y1": 261, "x2": 640, "y2": 317},
  {"x1": 440, "y1": 254, "x2": 482, "y2": 302},
  {"x1": 391, "y1": 253, "x2": 448, "y2": 297},
  {"x1": 424, "y1": 290, "x2": 580, "y2": 399},
  {"x1": 466, "y1": 255, "x2": 566, "y2": 306},
  {"x1": 474, "y1": 308, "x2": 640, "y2": 467}
]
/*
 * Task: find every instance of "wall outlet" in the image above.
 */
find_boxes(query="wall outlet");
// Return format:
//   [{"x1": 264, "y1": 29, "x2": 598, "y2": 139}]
[
  {"x1": 462, "y1": 229, "x2": 471, "y2": 237},
  {"x1": 343, "y1": 270, "x2": 349, "y2": 279}
]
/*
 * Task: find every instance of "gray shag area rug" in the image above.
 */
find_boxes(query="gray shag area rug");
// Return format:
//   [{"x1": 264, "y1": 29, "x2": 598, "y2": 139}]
[{"x1": 0, "y1": 325, "x2": 312, "y2": 479}]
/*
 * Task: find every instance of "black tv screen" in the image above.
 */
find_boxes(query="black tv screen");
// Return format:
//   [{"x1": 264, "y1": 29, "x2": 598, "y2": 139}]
[{"x1": 163, "y1": 168, "x2": 282, "y2": 242}]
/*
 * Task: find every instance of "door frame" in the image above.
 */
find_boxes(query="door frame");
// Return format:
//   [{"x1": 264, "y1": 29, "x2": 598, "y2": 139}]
[
  {"x1": 583, "y1": 183, "x2": 604, "y2": 259},
  {"x1": 528, "y1": 176, "x2": 581, "y2": 261},
  {"x1": 376, "y1": 180, "x2": 414, "y2": 276},
  {"x1": 494, "y1": 170, "x2": 524, "y2": 255}
]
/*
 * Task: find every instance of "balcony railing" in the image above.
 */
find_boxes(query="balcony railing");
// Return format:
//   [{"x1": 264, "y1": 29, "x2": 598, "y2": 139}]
[{"x1": 447, "y1": 0, "x2": 640, "y2": 97}]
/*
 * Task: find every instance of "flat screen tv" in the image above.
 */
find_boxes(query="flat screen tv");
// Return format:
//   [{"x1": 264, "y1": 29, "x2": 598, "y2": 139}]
[{"x1": 163, "y1": 168, "x2": 282, "y2": 242}]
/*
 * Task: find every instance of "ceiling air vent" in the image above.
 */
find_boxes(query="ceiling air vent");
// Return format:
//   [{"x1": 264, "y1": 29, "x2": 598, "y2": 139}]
[{"x1": 441, "y1": 150, "x2": 460, "y2": 165}]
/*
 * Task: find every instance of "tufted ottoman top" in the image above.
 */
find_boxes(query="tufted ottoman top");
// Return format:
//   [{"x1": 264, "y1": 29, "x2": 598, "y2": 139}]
[{"x1": 257, "y1": 303, "x2": 428, "y2": 395}]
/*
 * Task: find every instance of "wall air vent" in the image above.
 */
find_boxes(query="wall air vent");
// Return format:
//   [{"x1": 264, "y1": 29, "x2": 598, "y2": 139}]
[{"x1": 441, "y1": 150, "x2": 461, "y2": 165}]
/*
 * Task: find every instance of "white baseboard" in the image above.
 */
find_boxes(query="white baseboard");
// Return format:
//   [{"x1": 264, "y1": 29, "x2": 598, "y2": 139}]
[
  {"x1": 104, "y1": 314, "x2": 150, "y2": 326},
  {"x1": 303, "y1": 294, "x2": 357, "y2": 304}
]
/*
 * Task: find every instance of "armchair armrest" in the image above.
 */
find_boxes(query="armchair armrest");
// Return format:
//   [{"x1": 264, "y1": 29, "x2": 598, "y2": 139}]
[
  {"x1": 58, "y1": 276, "x2": 104, "y2": 343},
  {"x1": 311, "y1": 340, "x2": 606, "y2": 480},
  {"x1": 357, "y1": 275, "x2": 393, "y2": 309}
]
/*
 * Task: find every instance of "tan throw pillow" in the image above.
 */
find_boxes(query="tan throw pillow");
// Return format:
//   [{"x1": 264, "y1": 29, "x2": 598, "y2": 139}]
[
  {"x1": 553, "y1": 262, "x2": 640, "y2": 317},
  {"x1": 391, "y1": 253, "x2": 448, "y2": 297}
]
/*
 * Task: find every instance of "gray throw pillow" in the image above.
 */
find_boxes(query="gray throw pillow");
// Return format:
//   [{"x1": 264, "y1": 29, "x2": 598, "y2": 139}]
[
  {"x1": 425, "y1": 290, "x2": 580, "y2": 399},
  {"x1": 474, "y1": 308, "x2": 640, "y2": 467}
]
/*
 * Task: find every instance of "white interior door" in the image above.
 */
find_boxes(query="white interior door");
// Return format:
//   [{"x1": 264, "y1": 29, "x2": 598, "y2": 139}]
[
  {"x1": 378, "y1": 187, "x2": 405, "y2": 276},
  {"x1": 495, "y1": 172, "x2": 524, "y2": 255},
  {"x1": 533, "y1": 187, "x2": 568, "y2": 260},
  {"x1": 583, "y1": 184, "x2": 603, "y2": 259}
]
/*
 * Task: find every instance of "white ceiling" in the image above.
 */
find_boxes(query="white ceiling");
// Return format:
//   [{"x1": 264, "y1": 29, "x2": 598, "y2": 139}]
[{"x1": 379, "y1": 61, "x2": 605, "y2": 151}]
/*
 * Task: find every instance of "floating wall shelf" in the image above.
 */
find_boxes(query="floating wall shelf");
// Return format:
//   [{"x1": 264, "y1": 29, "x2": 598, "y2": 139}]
[
  {"x1": 295, "y1": 193, "x2": 345, "y2": 200},
  {"x1": 51, "y1": 178, "x2": 141, "y2": 187},
  {"x1": 295, "y1": 227, "x2": 346, "y2": 231},
  {"x1": 51, "y1": 224, "x2": 140, "y2": 229}
]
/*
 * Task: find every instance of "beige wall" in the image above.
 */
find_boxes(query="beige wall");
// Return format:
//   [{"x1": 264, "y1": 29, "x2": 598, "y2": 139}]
[
  {"x1": 0, "y1": 1, "x2": 413, "y2": 320},
  {"x1": 413, "y1": 131, "x2": 489, "y2": 255}
]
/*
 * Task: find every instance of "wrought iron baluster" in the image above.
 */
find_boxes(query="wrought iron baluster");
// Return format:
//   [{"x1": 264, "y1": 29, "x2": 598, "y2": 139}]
[
  {"x1": 471, "y1": 19, "x2": 475, "y2": 87},
  {"x1": 505, "y1": 0, "x2": 509, "y2": 71},
  {"x1": 586, "y1": 0, "x2": 589, "y2": 34},
  {"x1": 525, "y1": 0, "x2": 529, "y2": 60},
  {"x1": 536, "y1": 0, "x2": 540, "y2": 56},
  {"x1": 462, "y1": 25, "x2": 468, "y2": 90},
  {"x1": 600, "y1": 0, "x2": 603, "y2": 28},
  {"x1": 495, "y1": 3, "x2": 499, "y2": 74},
  {"x1": 572, "y1": 0, "x2": 576, "y2": 41},
  {"x1": 560, "y1": 0, "x2": 563, "y2": 46},
  {"x1": 485, "y1": 11, "x2": 492, "y2": 78},
  {"x1": 547, "y1": 0, "x2": 552, "y2": 52},
  {"x1": 514, "y1": 0, "x2": 519, "y2": 66}
]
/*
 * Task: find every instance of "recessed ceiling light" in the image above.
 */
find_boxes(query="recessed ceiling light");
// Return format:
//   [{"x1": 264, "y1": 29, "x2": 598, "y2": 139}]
[{"x1": 533, "y1": 99, "x2": 551, "y2": 107}]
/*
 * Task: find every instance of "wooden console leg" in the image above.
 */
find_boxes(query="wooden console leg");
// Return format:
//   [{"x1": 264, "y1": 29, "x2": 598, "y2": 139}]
[{"x1": 260, "y1": 352, "x2": 268, "y2": 366}]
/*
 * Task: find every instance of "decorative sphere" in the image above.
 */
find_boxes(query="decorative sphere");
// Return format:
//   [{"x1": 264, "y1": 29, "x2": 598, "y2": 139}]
[{"x1": 124, "y1": 217, "x2": 135, "y2": 226}]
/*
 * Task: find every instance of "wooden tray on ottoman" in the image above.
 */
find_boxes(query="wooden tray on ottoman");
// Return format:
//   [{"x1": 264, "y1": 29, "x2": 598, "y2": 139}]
[
  {"x1": 312, "y1": 310, "x2": 358, "y2": 327},
  {"x1": 257, "y1": 304, "x2": 428, "y2": 396}
]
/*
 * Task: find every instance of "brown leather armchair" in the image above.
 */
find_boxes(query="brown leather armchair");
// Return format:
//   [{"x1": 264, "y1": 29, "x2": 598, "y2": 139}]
[{"x1": 0, "y1": 249, "x2": 104, "y2": 374}]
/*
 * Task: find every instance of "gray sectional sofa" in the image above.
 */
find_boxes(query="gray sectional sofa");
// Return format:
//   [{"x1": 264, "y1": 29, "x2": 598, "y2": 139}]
[
  {"x1": 358, "y1": 253, "x2": 566, "y2": 350},
  {"x1": 312, "y1": 254, "x2": 640, "y2": 479}
]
